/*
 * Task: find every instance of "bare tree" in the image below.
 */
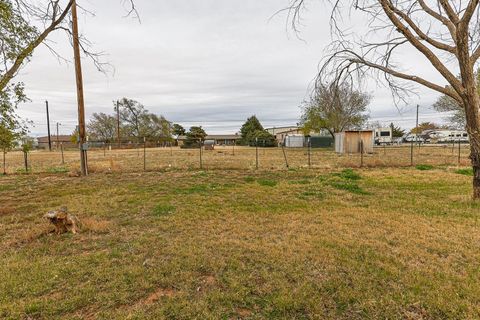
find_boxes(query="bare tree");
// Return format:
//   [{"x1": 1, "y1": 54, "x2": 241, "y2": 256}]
[
  {"x1": 300, "y1": 82, "x2": 370, "y2": 137},
  {"x1": 288, "y1": 0, "x2": 480, "y2": 199},
  {"x1": 0, "y1": 0, "x2": 137, "y2": 126},
  {"x1": 87, "y1": 112, "x2": 117, "y2": 143}
]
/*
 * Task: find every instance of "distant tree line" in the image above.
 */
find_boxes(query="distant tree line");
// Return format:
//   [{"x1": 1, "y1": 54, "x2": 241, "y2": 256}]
[{"x1": 76, "y1": 98, "x2": 173, "y2": 143}]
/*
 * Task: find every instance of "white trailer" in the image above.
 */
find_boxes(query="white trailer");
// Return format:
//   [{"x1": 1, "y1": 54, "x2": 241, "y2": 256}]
[
  {"x1": 374, "y1": 127, "x2": 393, "y2": 145},
  {"x1": 428, "y1": 130, "x2": 469, "y2": 143}
]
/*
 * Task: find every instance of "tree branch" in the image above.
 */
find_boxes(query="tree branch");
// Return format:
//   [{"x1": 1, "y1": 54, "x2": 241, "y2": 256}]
[
  {"x1": 0, "y1": 0, "x2": 73, "y2": 91},
  {"x1": 380, "y1": 0, "x2": 463, "y2": 93}
]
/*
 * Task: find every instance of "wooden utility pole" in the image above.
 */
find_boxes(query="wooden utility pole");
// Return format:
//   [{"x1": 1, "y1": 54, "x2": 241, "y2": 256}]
[
  {"x1": 71, "y1": 0, "x2": 87, "y2": 176},
  {"x1": 46, "y1": 100, "x2": 52, "y2": 151}
]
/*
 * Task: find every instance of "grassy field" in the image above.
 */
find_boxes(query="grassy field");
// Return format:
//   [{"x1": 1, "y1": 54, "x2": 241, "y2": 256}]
[
  {"x1": 1, "y1": 166, "x2": 479, "y2": 319},
  {"x1": 2, "y1": 144, "x2": 473, "y2": 174}
]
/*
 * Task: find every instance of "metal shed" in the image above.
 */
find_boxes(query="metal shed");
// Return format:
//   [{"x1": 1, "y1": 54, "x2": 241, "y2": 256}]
[
  {"x1": 284, "y1": 135, "x2": 305, "y2": 148},
  {"x1": 335, "y1": 130, "x2": 374, "y2": 154}
]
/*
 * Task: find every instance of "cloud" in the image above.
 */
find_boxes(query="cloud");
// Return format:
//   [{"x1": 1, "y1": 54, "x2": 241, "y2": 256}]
[{"x1": 16, "y1": 0, "x2": 446, "y2": 136}]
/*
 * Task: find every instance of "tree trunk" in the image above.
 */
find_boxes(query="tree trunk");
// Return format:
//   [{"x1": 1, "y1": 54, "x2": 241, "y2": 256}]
[
  {"x1": 469, "y1": 131, "x2": 480, "y2": 200},
  {"x1": 463, "y1": 96, "x2": 480, "y2": 200}
]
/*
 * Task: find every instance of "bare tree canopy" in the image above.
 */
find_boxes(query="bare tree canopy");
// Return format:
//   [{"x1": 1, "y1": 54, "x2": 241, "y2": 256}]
[
  {"x1": 288, "y1": 0, "x2": 480, "y2": 199},
  {"x1": 301, "y1": 82, "x2": 370, "y2": 137},
  {"x1": 115, "y1": 98, "x2": 172, "y2": 142},
  {"x1": 0, "y1": 0, "x2": 137, "y2": 129}
]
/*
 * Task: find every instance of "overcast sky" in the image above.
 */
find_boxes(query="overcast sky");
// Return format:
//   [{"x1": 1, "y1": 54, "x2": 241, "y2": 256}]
[{"x1": 16, "y1": 0, "x2": 448, "y2": 136}]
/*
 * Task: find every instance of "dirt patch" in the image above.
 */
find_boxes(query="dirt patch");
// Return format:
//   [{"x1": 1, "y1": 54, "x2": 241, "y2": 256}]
[
  {"x1": 143, "y1": 287, "x2": 176, "y2": 305},
  {"x1": 0, "y1": 206, "x2": 15, "y2": 216},
  {"x1": 196, "y1": 275, "x2": 217, "y2": 292},
  {"x1": 236, "y1": 308, "x2": 253, "y2": 318}
]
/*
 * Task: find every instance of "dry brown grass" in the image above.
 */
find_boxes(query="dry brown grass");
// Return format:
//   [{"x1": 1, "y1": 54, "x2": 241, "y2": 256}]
[
  {"x1": 80, "y1": 217, "x2": 111, "y2": 233},
  {"x1": 1, "y1": 144, "x2": 472, "y2": 174}
]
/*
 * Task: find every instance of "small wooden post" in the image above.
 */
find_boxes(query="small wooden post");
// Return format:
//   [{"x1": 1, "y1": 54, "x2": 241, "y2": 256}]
[
  {"x1": 23, "y1": 151, "x2": 28, "y2": 173},
  {"x1": 61, "y1": 142, "x2": 65, "y2": 165}
]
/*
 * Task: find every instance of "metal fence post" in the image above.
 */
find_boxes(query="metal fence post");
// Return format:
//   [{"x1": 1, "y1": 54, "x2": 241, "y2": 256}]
[
  {"x1": 458, "y1": 139, "x2": 461, "y2": 165},
  {"x1": 143, "y1": 137, "x2": 146, "y2": 171},
  {"x1": 281, "y1": 143, "x2": 289, "y2": 169},
  {"x1": 308, "y1": 137, "x2": 311, "y2": 168},
  {"x1": 410, "y1": 141, "x2": 414, "y2": 166},
  {"x1": 199, "y1": 141, "x2": 203, "y2": 170},
  {"x1": 255, "y1": 138, "x2": 258, "y2": 169}
]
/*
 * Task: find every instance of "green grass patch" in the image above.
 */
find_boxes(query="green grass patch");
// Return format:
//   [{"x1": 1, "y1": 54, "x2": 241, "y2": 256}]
[
  {"x1": 257, "y1": 179, "x2": 277, "y2": 187},
  {"x1": 333, "y1": 168, "x2": 361, "y2": 180},
  {"x1": 455, "y1": 168, "x2": 474, "y2": 176},
  {"x1": 328, "y1": 180, "x2": 369, "y2": 195},
  {"x1": 298, "y1": 188, "x2": 324, "y2": 200},
  {"x1": 416, "y1": 164, "x2": 434, "y2": 171},
  {"x1": 152, "y1": 204, "x2": 176, "y2": 216},
  {"x1": 244, "y1": 176, "x2": 256, "y2": 183},
  {"x1": 46, "y1": 166, "x2": 69, "y2": 173}
]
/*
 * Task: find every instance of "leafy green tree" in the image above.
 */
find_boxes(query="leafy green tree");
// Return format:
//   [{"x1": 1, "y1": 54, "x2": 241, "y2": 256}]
[
  {"x1": 301, "y1": 83, "x2": 370, "y2": 138},
  {"x1": 389, "y1": 123, "x2": 406, "y2": 138},
  {"x1": 249, "y1": 130, "x2": 277, "y2": 147},
  {"x1": 138, "y1": 113, "x2": 172, "y2": 142},
  {"x1": 240, "y1": 116, "x2": 264, "y2": 145},
  {"x1": 184, "y1": 126, "x2": 207, "y2": 148},
  {"x1": 410, "y1": 122, "x2": 445, "y2": 134},
  {"x1": 172, "y1": 124, "x2": 186, "y2": 136}
]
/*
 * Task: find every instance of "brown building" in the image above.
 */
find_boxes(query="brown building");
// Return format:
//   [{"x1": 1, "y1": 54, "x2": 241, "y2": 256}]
[
  {"x1": 334, "y1": 130, "x2": 374, "y2": 154},
  {"x1": 37, "y1": 135, "x2": 77, "y2": 150}
]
